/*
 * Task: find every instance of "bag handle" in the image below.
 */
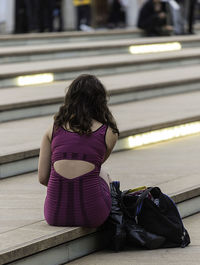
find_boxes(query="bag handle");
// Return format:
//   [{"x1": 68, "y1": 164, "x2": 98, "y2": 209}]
[
  {"x1": 135, "y1": 187, "x2": 154, "y2": 208},
  {"x1": 134, "y1": 187, "x2": 154, "y2": 223},
  {"x1": 121, "y1": 187, "x2": 154, "y2": 223}
]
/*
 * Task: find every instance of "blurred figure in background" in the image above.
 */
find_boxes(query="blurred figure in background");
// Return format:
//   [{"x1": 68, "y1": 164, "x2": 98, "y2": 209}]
[
  {"x1": 73, "y1": 0, "x2": 92, "y2": 31},
  {"x1": 52, "y1": 0, "x2": 63, "y2": 32},
  {"x1": 167, "y1": 0, "x2": 183, "y2": 35},
  {"x1": 25, "y1": 0, "x2": 39, "y2": 32},
  {"x1": 38, "y1": 0, "x2": 55, "y2": 32},
  {"x1": 137, "y1": 0, "x2": 172, "y2": 36},
  {"x1": 0, "y1": 0, "x2": 6, "y2": 33},
  {"x1": 186, "y1": 0, "x2": 197, "y2": 34},
  {"x1": 15, "y1": 0, "x2": 57, "y2": 33},
  {"x1": 107, "y1": 0, "x2": 127, "y2": 28},
  {"x1": 15, "y1": 0, "x2": 39, "y2": 33},
  {"x1": 15, "y1": 0, "x2": 27, "y2": 33},
  {"x1": 176, "y1": 0, "x2": 197, "y2": 34}
]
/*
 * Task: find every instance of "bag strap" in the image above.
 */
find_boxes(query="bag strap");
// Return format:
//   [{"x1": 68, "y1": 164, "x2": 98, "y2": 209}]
[
  {"x1": 135, "y1": 187, "x2": 154, "y2": 208},
  {"x1": 121, "y1": 187, "x2": 154, "y2": 223},
  {"x1": 134, "y1": 187, "x2": 154, "y2": 223}
]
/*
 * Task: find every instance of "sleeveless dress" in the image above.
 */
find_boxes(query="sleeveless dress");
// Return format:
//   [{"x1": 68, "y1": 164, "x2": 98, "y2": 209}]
[{"x1": 44, "y1": 124, "x2": 112, "y2": 228}]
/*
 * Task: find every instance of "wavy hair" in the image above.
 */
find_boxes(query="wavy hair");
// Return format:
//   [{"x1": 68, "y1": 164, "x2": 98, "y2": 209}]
[{"x1": 54, "y1": 74, "x2": 119, "y2": 135}]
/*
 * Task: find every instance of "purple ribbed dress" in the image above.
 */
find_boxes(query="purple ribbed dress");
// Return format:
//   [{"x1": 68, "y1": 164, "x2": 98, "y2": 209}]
[{"x1": 44, "y1": 124, "x2": 111, "y2": 228}]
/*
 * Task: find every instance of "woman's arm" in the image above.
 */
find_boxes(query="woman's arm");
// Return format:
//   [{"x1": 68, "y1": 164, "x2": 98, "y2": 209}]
[
  {"x1": 38, "y1": 125, "x2": 53, "y2": 186},
  {"x1": 103, "y1": 126, "x2": 118, "y2": 163}
]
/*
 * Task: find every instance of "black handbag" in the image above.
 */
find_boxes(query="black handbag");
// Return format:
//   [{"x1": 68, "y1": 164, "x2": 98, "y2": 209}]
[
  {"x1": 105, "y1": 181, "x2": 126, "y2": 251},
  {"x1": 106, "y1": 183, "x2": 167, "y2": 251},
  {"x1": 121, "y1": 187, "x2": 190, "y2": 248}
]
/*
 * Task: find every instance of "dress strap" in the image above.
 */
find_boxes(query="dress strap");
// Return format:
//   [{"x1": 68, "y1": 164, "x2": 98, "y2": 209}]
[
  {"x1": 51, "y1": 123, "x2": 55, "y2": 142},
  {"x1": 52, "y1": 151, "x2": 101, "y2": 166}
]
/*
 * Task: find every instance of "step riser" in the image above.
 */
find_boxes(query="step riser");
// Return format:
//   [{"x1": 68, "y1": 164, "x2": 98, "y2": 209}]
[
  {"x1": 2, "y1": 120, "x2": 200, "y2": 179},
  {"x1": 0, "y1": 47, "x2": 128, "y2": 64},
  {"x1": 7, "y1": 230, "x2": 107, "y2": 265},
  {"x1": 7, "y1": 198, "x2": 200, "y2": 265},
  {"x1": 0, "y1": 42, "x2": 199, "y2": 65},
  {"x1": 177, "y1": 196, "x2": 200, "y2": 219},
  {"x1": 0, "y1": 158, "x2": 38, "y2": 179},
  {"x1": 0, "y1": 104, "x2": 60, "y2": 123},
  {"x1": 1, "y1": 57, "x2": 200, "y2": 89},
  {"x1": 0, "y1": 33, "x2": 140, "y2": 48},
  {"x1": 2, "y1": 82, "x2": 200, "y2": 122}
]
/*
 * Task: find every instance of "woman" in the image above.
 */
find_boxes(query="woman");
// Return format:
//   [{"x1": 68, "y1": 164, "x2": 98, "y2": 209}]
[
  {"x1": 137, "y1": 0, "x2": 172, "y2": 36},
  {"x1": 38, "y1": 74, "x2": 119, "y2": 228}
]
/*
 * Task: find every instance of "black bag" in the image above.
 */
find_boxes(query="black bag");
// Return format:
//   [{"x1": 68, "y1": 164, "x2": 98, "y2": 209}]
[
  {"x1": 105, "y1": 181, "x2": 126, "y2": 251},
  {"x1": 106, "y1": 183, "x2": 166, "y2": 251},
  {"x1": 125, "y1": 219, "x2": 166, "y2": 249},
  {"x1": 121, "y1": 187, "x2": 190, "y2": 248}
]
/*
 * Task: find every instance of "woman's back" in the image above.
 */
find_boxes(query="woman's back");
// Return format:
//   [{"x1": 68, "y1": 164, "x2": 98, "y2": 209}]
[
  {"x1": 38, "y1": 74, "x2": 119, "y2": 228},
  {"x1": 44, "y1": 123, "x2": 112, "y2": 227}
]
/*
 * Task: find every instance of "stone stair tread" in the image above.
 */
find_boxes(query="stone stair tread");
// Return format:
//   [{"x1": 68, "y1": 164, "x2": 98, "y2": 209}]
[
  {"x1": 0, "y1": 28, "x2": 140, "y2": 41},
  {"x1": 1, "y1": 134, "x2": 200, "y2": 262},
  {"x1": 1, "y1": 64, "x2": 200, "y2": 109},
  {"x1": 0, "y1": 28, "x2": 199, "y2": 44},
  {"x1": 103, "y1": 134, "x2": 200, "y2": 194},
  {"x1": 1, "y1": 28, "x2": 200, "y2": 264},
  {"x1": 1, "y1": 47, "x2": 200, "y2": 77},
  {"x1": 0, "y1": 39, "x2": 133, "y2": 56},
  {"x1": 67, "y1": 213, "x2": 200, "y2": 265},
  {"x1": 1, "y1": 89, "x2": 200, "y2": 157},
  {"x1": 0, "y1": 35, "x2": 200, "y2": 55}
]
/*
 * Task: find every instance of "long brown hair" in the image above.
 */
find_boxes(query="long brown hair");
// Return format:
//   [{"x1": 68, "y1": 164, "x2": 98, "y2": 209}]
[{"x1": 54, "y1": 74, "x2": 119, "y2": 135}]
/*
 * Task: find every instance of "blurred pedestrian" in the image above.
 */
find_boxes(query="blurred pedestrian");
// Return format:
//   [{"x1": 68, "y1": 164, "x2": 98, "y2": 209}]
[
  {"x1": 137, "y1": 0, "x2": 172, "y2": 36},
  {"x1": 15, "y1": 0, "x2": 27, "y2": 33},
  {"x1": 177, "y1": 0, "x2": 197, "y2": 34},
  {"x1": 15, "y1": 0, "x2": 40, "y2": 33},
  {"x1": 0, "y1": 0, "x2": 6, "y2": 33},
  {"x1": 15, "y1": 0, "x2": 56, "y2": 33},
  {"x1": 24, "y1": 0, "x2": 40, "y2": 32},
  {"x1": 52, "y1": 0, "x2": 63, "y2": 32},
  {"x1": 108, "y1": 0, "x2": 126, "y2": 28},
  {"x1": 38, "y1": 0, "x2": 55, "y2": 32},
  {"x1": 73, "y1": 0, "x2": 92, "y2": 31},
  {"x1": 187, "y1": 0, "x2": 197, "y2": 34},
  {"x1": 166, "y1": 0, "x2": 183, "y2": 35}
]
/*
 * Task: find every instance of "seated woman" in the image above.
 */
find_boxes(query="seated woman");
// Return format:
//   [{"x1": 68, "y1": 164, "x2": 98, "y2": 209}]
[
  {"x1": 137, "y1": 0, "x2": 172, "y2": 36},
  {"x1": 38, "y1": 74, "x2": 119, "y2": 228}
]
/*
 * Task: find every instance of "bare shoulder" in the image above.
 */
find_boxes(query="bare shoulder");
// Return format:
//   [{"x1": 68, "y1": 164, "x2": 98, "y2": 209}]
[
  {"x1": 105, "y1": 126, "x2": 118, "y2": 151},
  {"x1": 91, "y1": 120, "x2": 103, "y2": 131},
  {"x1": 44, "y1": 123, "x2": 54, "y2": 142}
]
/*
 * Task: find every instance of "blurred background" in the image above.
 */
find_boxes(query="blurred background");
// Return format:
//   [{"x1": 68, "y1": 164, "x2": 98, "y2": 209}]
[{"x1": 0, "y1": 0, "x2": 200, "y2": 35}]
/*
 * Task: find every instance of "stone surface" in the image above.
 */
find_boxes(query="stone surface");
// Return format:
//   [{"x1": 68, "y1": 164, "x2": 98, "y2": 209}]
[
  {"x1": 1, "y1": 47, "x2": 200, "y2": 77},
  {"x1": 1, "y1": 89, "x2": 200, "y2": 158},
  {"x1": 0, "y1": 35, "x2": 200, "y2": 56},
  {"x1": 1, "y1": 64, "x2": 200, "y2": 110},
  {"x1": 103, "y1": 134, "x2": 200, "y2": 193},
  {"x1": 1, "y1": 29, "x2": 200, "y2": 264},
  {"x1": 67, "y1": 214, "x2": 200, "y2": 265},
  {"x1": 0, "y1": 28, "x2": 140, "y2": 41},
  {"x1": 0, "y1": 134, "x2": 200, "y2": 261}
]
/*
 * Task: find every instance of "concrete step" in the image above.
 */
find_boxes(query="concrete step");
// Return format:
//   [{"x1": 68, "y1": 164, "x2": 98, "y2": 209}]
[
  {"x1": 1, "y1": 134, "x2": 200, "y2": 264},
  {"x1": 67, "y1": 213, "x2": 200, "y2": 265},
  {"x1": 0, "y1": 35, "x2": 200, "y2": 64},
  {"x1": 1, "y1": 23, "x2": 200, "y2": 48},
  {"x1": 0, "y1": 29, "x2": 142, "y2": 47},
  {"x1": 2, "y1": 47, "x2": 200, "y2": 88},
  {"x1": 1, "y1": 90, "x2": 200, "y2": 178},
  {"x1": 1, "y1": 65, "x2": 200, "y2": 122}
]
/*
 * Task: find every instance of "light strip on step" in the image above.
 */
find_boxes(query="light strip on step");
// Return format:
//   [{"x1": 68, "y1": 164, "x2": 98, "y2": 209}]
[
  {"x1": 17, "y1": 73, "x2": 54, "y2": 86},
  {"x1": 116, "y1": 121, "x2": 200, "y2": 151},
  {"x1": 129, "y1": 42, "x2": 182, "y2": 54}
]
